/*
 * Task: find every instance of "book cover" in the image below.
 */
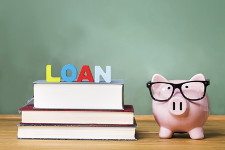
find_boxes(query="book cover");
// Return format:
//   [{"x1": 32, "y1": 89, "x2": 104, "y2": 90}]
[
  {"x1": 19, "y1": 118, "x2": 137, "y2": 127},
  {"x1": 19, "y1": 104, "x2": 133, "y2": 112},
  {"x1": 33, "y1": 79, "x2": 124, "y2": 84}
]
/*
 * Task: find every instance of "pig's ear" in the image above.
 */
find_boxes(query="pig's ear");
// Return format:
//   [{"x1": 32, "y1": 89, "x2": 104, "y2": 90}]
[
  {"x1": 189, "y1": 74, "x2": 206, "y2": 81},
  {"x1": 151, "y1": 74, "x2": 169, "y2": 92},
  {"x1": 152, "y1": 74, "x2": 168, "y2": 82}
]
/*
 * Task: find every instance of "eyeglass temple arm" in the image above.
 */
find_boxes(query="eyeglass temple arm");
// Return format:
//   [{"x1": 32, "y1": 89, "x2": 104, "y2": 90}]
[{"x1": 206, "y1": 79, "x2": 210, "y2": 86}]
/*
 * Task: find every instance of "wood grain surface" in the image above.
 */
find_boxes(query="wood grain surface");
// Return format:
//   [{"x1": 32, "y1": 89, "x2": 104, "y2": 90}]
[{"x1": 0, "y1": 115, "x2": 225, "y2": 150}]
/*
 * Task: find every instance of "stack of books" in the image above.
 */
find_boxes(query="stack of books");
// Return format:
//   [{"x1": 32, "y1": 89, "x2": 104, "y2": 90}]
[{"x1": 17, "y1": 80, "x2": 137, "y2": 140}]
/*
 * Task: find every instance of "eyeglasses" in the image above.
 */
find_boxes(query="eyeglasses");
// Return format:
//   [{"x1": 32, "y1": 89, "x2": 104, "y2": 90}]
[{"x1": 146, "y1": 80, "x2": 210, "y2": 102}]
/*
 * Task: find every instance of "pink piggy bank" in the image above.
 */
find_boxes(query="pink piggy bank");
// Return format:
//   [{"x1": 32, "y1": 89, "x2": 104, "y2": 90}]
[{"x1": 147, "y1": 74, "x2": 210, "y2": 139}]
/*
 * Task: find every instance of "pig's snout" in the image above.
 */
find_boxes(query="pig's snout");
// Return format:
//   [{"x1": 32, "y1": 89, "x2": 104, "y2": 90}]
[{"x1": 168, "y1": 97, "x2": 188, "y2": 116}]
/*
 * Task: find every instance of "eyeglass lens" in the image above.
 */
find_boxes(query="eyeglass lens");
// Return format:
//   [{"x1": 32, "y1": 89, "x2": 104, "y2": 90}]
[
  {"x1": 181, "y1": 82, "x2": 204, "y2": 99},
  {"x1": 151, "y1": 83, "x2": 173, "y2": 101}
]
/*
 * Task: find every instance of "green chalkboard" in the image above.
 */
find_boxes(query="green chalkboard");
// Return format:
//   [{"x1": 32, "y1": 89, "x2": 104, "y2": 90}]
[{"x1": 0, "y1": 0, "x2": 225, "y2": 114}]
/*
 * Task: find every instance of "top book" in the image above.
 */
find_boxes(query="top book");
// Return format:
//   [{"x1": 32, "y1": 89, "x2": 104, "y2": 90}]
[{"x1": 33, "y1": 79, "x2": 124, "y2": 110}]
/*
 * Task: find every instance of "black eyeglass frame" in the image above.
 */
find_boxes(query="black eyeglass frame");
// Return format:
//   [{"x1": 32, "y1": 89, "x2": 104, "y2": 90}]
[{"x1": 146, "y1": 80, "x2": 210, "y2": 102}]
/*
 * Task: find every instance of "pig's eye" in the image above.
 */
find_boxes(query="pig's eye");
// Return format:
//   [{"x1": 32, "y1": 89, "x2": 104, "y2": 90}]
[
  {"x1": 167, "y1": 87, "x2": 171, "y2": 90},
  {"x1": 185, "y1": 86, "x2": 188, "y2": 88}
]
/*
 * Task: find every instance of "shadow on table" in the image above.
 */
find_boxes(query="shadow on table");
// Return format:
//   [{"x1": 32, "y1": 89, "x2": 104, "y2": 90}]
[
  {"x1": 172, "y1": 131, "x2": 224, "y2": 139},
  {"x1": 204, "y1": 133, "x2": 224, "y2": 139},
  {"x1": 135, "y1": 129, "x2": 224, "y2": 140}
]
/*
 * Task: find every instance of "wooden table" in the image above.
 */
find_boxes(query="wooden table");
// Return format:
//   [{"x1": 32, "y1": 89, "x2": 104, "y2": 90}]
[{"x1": 0, "y1": 115, "x2": 225, "y2": 150}]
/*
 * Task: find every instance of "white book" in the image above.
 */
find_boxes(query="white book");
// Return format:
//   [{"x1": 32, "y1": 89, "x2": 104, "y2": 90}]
[
  {"x1": 33, "y1": 79, "x2": 124, "y2": 110},
  {"x1": 17, "y1": 119, "x2": 137, "y2": 140},
  {"x1": 20, "y1": 104, "x2": 134, "y2": 124}
]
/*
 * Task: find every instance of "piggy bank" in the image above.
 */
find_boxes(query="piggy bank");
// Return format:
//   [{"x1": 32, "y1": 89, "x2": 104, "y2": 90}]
[{"x1": 146, "y1": 74, "x2": 210, "y2": 139}]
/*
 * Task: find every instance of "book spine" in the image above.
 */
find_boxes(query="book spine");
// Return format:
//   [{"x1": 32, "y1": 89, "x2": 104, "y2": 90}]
[{"x1": 122, "y1": 84, "x2": 124, "y2": 109}]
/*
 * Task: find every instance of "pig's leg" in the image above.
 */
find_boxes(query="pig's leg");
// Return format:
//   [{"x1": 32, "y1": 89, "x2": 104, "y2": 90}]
[
  {"x1": 188, "y1": 127, "x2": 204, "y2": 139},
  {"x1": 159, "y1": 127, "x2": 173, "y2": 138}
]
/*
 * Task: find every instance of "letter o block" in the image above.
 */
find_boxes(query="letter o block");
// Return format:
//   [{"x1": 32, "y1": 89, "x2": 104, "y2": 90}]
[{"x1": 61, "y1": 64, "x2": 77, "y2": 82}]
